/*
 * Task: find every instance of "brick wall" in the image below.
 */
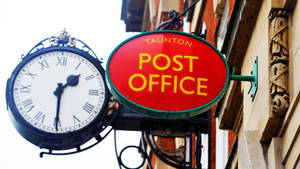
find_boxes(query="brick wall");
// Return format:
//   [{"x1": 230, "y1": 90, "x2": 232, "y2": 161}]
[{"x1": 201, "y1": 0, "x2": 220, "y2": 167}]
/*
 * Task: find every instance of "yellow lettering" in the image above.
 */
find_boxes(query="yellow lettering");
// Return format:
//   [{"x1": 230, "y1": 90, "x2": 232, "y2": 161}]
[
  {"x1": 173, "y1": 55, "x2": 183, "y2": 71},
  {"x1": 172, "y1": 38, "x2": 177, "y2": 43},
  {"x1": 128, "y1": 73, "x2": 208, "y2": 96},
  {"x1": 139, "y1": 53, "x2": 151, "y2": 70},
  {"x1": 152, "y1": 53, "x2": 171, "y2": 70},
  {"x1": 197, "y1": 78, "x2": 208, "y2": 96},
  {"x1": 184, "y1": 55, "x2": 198, "y2": 72},
  {"x1": 179, "y1": 76, "x2": 195, "y2": 94},
  {"x1": 173, "y1": 75, "x2": 178, "y2": 93},
  {"x1": 144, "y1": 38, "x2": 192, "y2": 47},
  {"x1": 161, "y1": 75, "x2": 172, "y2": 92},
  {"x1": 145, "y1": 39, "x2": 151, "y2": 45},
  {"x1": 186, "y1": 41, "x2": 192, "y2": 47},
  {"x1": 149, "y1": 74, "x2": 160, "y2": 92},
  {"x1": 164, "y1": 37, "x2": 171, "y2": 43},
  {"x1": 128, "y1": 73, "x2": 147, "y2": 92},
  {"x1": 177, "y1": 39, "x2": 184, "y2": 45},
  {"x1": 151, "y1": 38, "x2": 157, "y2": 44},
  {"x1": 156, "y1": 38, "x2": 163, "y2": 43}
]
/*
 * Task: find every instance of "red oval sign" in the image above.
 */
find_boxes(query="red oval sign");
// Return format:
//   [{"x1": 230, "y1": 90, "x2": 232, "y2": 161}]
[{"x1": 106, "y1": 30, "x2": 229, "y2": 118}]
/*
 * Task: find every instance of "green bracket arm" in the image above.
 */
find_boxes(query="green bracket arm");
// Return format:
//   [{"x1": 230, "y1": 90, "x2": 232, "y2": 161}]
[
  {"x1": 229, "y1": 56, "x2": 258, "y2": 101},
  {"x1": 229, "y1": 75, "x2": 255, "y2": 82}
]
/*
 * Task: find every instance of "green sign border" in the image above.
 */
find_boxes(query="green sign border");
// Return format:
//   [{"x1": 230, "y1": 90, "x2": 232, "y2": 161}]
[{"x1": 106, "y1": 30, "x2": 229, "y2": 119}]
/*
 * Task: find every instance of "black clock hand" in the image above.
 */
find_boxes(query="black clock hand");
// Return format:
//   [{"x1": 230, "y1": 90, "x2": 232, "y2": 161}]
[
  {"x1": 54, "y1": 74, "x2": 81, "y2": 96},
  {"x1": 54, "y1": 83, "x2": 63, "y2": 131},
  {"x1": 63, "y1": 74, "x2": 80, "y2": 88},
  {"x1": 53, "y1": 74, "x2": 80, "y2": 131}
]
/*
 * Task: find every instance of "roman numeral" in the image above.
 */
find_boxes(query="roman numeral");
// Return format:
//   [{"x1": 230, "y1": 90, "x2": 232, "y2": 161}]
[
  {"x1": 82, "y1": 102, "x2": 95, "y2": 114},
  {"x1": 85, "y1": 74, "x2": 95, "y2": 81},
  {"x1": 56, "y1": 57, "x2": 67, "y2": 66},
  {"x1": 22, "y1": 99, "x2": 34, "y2": 112},
  {"x1": 34, "y1": 111, "x2": 45, "y2": 124},
  {"x1": 73, "y1": 115, "x2": 81, "y2": 125},
  {"x1": 39, "y1": 59, "x2": 49, "y2": 70},
  {"x1": 89, "y1": 89, "x2": 99, "y2": 96},
  {"x1": 75, "y1": 62, "x2": 81, "y2": 70},
  {"x1": 24, "y1": 71, "x2": 37, "y2": 79},
  {"x1": 20, "y1": 85, "x2": 31, "y2": 93}
]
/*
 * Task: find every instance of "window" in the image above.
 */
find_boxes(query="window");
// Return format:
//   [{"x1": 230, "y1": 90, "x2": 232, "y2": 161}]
[{"x1": 216, "y1": 118, "x2": 228, "y2": 169}]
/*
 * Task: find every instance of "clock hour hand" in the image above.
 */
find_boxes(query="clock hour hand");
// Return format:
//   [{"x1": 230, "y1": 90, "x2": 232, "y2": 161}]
[
  {"x1": 63, "y1": 74, "x2": 80, "y2": 88},
  {"x1": 53, "y1": 74, "x2": 80, "y2": 96}
]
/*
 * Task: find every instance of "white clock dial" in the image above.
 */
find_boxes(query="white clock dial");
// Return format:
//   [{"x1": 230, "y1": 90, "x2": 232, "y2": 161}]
[{"x1": 13, "y1": 51, "x2": 106, "y2": 133}]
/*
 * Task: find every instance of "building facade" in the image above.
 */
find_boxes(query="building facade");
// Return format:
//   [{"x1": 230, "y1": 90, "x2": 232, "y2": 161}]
[
  {"x1": 214, "y1": 0, "x2": 300, "y2": 168},
  {"x1": 121, "y1": 0, "x2": 300, "y2": 168}
]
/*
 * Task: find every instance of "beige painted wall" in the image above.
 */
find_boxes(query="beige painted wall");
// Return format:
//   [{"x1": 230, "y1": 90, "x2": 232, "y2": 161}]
[
  {"x1": 281, "y1": 2, "x2": 300, "y2": 168},
  {"x1": 238, "y1": 0, "x2": 300, "y2": 168},
  {"x1": 241, "y1": 0, "x2": 270, "y2": 134},
  {"x1": 290, "y1": 0, "x2": 300, "y2": 99}
]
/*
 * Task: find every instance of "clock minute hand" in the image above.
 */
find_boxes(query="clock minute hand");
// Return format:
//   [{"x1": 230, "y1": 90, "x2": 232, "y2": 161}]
[
  {"x1": 54, "y1": 83, "x2": 63, "y2": 131},
  {"x1": 53, "y1": 75, "x2": 80, "y2": 131}
]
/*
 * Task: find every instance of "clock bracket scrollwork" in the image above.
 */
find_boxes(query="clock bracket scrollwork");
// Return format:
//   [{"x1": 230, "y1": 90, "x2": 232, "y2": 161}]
[{"x1": 22, "y1": 29, "x2": 102, "y2": 63}]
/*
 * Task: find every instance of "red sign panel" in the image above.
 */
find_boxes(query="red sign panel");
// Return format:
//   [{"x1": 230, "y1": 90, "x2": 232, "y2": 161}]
[{"x1": 106, "y1": 31, "x2": 229, "y2": 118}]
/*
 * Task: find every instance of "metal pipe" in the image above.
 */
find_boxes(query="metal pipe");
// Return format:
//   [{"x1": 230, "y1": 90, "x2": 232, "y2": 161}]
[{"x1": 229, "y1": 75, "x2": 255, "y2": 82}]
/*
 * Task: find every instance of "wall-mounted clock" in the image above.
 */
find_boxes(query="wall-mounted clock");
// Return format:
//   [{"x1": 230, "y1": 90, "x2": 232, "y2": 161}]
[{"x1": 6, "y1": 31, "x2": 110, "y2": 150}]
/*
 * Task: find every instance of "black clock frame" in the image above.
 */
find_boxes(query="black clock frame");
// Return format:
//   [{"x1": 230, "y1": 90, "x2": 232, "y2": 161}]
[{"x1": 6, "y1": 44, "x2": 110, "y2": 150}]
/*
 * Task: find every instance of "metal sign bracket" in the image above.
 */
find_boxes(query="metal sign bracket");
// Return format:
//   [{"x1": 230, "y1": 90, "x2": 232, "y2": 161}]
[{"x1": 229, "y1": 56, "x2": 258, "y2": 101}]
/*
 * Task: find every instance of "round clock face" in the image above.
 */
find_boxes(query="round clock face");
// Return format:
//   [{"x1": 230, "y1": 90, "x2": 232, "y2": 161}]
[{"x1": 12, "y1": 50, "x2": 106, "y2": 134}]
